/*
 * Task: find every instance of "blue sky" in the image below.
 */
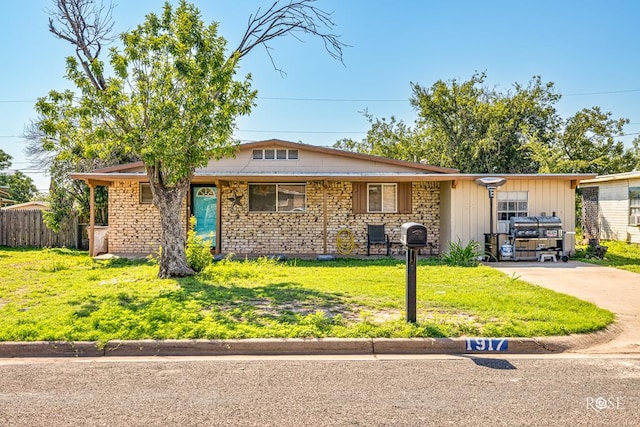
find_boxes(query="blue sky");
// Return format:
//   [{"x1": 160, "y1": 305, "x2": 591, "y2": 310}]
[{"x1": 1, "y1": 0, "x2": 640, "y2": 191}]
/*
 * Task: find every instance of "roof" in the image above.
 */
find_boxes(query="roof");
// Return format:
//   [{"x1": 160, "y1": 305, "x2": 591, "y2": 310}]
[
  {"x1": 70, "y1": 139, "x2": 595, "y2": 185},
  {"x1": 1, "y1": 201, "x2": 49, "y2": 211},
  {"x1": 580, "y1": 171, "x2": 640, "y2": 185}
]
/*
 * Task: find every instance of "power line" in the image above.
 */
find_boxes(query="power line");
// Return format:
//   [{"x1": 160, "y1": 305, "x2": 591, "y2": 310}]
[{"x1": 2, "y1": 88, "x2": 640, "y2": 104}]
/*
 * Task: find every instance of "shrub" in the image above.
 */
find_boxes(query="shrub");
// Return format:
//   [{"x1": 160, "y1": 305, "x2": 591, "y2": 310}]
[
  {"x1": 440, "y1": 239, "x2": 482, "y2": 266},
  {"x1": 186, "y1": 216, "x2": 213, "y2": 273}
]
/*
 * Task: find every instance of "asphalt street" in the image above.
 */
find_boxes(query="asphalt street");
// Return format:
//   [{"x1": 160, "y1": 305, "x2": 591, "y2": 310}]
[{"x1": 0, "y1": 354, "x2": 638, "y2": 426}]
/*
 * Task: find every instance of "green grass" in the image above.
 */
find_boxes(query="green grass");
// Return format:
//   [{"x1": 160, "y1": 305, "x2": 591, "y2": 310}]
[
  {"x1": 0, "y1": 247, "x2": 613, "y2": 342},
  {"x1": 575, "y1": 240, "x2": 640, "y2": 273}
]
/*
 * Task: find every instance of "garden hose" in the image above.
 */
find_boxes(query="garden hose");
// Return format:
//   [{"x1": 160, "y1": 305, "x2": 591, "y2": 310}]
[{"x1": 336, "y1": 228, "x2": 355, "y2": 255}]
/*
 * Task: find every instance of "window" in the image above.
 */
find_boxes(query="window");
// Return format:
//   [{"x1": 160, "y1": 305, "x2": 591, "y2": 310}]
[
  {"x1": 497, "y1": 191, "x2": 528, "y2": 233},
  {"x1": 140, "y1": 183, "x2": 153, "y2": 204},
  {"x1": 629, "y1": 187, "x2": 640, "y2": 225},
  {"x1": 252, "y1": 148, "x2": 299, "y2": 160},
  {"x1": 249, "y1": 184, "x2": 306, "y2": 212},
  {"x1": 368, "y1": 184, "x2": 397, "y2": 213}
]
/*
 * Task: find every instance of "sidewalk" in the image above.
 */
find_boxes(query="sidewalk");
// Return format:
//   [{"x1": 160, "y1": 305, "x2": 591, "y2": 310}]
[{"x1": 489, "y1": 261, "x2": 640, "y2": 354}]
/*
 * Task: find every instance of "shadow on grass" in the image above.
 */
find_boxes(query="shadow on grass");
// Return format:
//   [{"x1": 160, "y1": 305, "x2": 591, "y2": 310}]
[
  {"x1": 176, "y1": 278, "x2": 357, "y2": 321},
  {"x1": 291, "y1": 257, "x2": 441, "y2": 268}
]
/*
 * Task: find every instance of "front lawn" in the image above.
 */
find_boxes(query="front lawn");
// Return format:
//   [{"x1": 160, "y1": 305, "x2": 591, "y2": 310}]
[
  {"x1": 0, "y1": 247, "x2": 613, "y2": 342},
  {"x1": 575, "y1": 240, "x2": 640, "y2": 273}
]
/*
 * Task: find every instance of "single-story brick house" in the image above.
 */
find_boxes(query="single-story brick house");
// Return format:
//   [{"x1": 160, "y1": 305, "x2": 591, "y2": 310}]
[
  {"x1": 580, "y1": 171, "x2": 640, "y2": 243},
  {"x1": 71, "y1": 139, "x2": 594, "y2": 258}
]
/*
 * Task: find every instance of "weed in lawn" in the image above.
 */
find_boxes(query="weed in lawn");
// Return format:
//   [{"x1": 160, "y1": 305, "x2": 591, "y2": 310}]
[{"x1": 440, "y1": 240, "x2": 483, "y2": 266}]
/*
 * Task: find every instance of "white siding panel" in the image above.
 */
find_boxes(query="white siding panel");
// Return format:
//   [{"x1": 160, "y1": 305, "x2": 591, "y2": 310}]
[
  {"x1": 598, "y1": 181, "x2": 629, "y2": 241},
  {"x1": 447, "y1": 179, "x2": 577, "y2": 254},
  {"x1": 201, "y1": 146, "x2": 432, "y2": 174}
]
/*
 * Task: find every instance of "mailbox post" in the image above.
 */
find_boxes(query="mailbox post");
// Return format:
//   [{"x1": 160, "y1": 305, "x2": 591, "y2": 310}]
[{"x1": 400, "y1": 222, "x2": 428, "y2": 323}]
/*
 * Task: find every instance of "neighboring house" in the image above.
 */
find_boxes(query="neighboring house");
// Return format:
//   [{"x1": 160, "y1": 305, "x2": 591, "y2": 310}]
[
  {"x1": 580, "y1": 172, "x2": 640, "y2": 243},
  {"x1": 1, "y1": 201, "x2": 49, "y2": 211},
  {"x1": 71, "y1": 139, "x2": 594, "y2": 258},
  {"x1": 0, "y1": 186, "x2": 15, "y2": 208}
]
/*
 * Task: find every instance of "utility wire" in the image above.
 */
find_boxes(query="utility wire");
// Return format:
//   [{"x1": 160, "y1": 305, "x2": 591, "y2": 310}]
[{"x1": 2, "y1": 88, "x2": 640, "y2": 104}]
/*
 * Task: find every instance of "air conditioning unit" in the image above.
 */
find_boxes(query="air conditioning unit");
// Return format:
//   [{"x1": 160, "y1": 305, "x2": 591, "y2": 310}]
[{"x1": 630, "y1": 214, "x2": 640, "y2": 226}]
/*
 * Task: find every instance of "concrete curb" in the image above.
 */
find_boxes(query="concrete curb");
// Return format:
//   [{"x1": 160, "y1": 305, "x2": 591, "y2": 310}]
[{"x1": 0, "y1": 337, "x2": 575, "y2": 358}]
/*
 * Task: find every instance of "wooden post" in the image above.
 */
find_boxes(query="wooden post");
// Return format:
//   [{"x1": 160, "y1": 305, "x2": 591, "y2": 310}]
[
  {"x1": 323, "y1": 180, "x2": 328, "y2": 254},
  {"x1": 215, "y1": 180, "x2": 221, "y2": 254},
  {"x1": 88, "y1": 182, "x2": 95, "y2": 257}
]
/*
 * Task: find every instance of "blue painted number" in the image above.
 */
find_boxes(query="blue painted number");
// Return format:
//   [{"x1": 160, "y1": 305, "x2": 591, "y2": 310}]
[{"x1": 465, "y1": 338, "x2": 508, "y2": 352}]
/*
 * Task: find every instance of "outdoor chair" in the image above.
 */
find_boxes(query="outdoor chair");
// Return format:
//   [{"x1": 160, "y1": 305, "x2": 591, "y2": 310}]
[{"x1": 367, "y1": 224, "x2": 390, "y2": 256}]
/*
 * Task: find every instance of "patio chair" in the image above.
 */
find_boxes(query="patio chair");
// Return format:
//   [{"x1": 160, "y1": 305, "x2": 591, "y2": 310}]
[{"x1": 367, "y1": 224, "x2": 390, "y2": 256}]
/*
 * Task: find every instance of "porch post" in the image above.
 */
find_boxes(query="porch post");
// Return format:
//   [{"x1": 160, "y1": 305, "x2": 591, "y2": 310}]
[
  {"x1": 88, "y1": 182, "x2": 95, "y2": 257},
  {"x1": 323, "y1": 180, "x2": 328, "y2": 254},
  {"x1": 215, "y1": 180, "x2": 221, "y2": 254}
]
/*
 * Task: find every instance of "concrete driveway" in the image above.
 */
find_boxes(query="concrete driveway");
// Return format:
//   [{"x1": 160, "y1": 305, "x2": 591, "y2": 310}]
[{"x1": 490, "y1": 261, "x2": 640, "y2": 354}]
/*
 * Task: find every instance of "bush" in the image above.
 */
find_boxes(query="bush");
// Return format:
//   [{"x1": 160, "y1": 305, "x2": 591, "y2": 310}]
[
  {"x1": 440, "y1": 239, "x2": 482, "y2": 266},
  {"x1": 185, "y1": 217, "x2": 212, "y2": 272}
]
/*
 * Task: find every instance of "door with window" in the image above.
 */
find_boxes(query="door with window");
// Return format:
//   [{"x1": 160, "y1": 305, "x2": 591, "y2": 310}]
[{"x1": 192, "y1": 186, "x2": 217, "y2": 246}]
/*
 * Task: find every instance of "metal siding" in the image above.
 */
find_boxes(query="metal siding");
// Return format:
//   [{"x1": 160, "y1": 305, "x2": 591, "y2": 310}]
[{"x1": 446, "y1": 179, "x2": 577, "y2": 254}]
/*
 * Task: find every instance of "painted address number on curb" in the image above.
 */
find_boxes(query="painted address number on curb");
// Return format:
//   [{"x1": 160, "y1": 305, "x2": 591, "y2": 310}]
[{"x1": 465, "y1": 338, "x2": 508, "y2": 352}]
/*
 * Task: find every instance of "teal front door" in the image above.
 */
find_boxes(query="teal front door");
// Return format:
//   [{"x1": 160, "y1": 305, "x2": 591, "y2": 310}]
[{"x1": 192, "y1": 186, "x2": 217, "y2": 246}]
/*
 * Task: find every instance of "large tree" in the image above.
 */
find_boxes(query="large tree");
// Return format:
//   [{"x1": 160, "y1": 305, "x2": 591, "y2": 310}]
[
  {"x1": 37, "y1": 0, "x2": 345, "y2": 277},
  {"x1": 337, "y1": 73, "x2": 636, "y2": 175}
]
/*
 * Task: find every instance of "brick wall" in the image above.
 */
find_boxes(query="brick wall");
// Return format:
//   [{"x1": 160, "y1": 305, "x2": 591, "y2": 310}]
[
  {"x1": 108, "y1": 180, "x2": 440, "y2": 256},
  {"x1": 108, "y1": 181, "x2": 162, "y2": 254},
  {"x1": 221, "y1": 181, "x2": 440, "y2": 256}
]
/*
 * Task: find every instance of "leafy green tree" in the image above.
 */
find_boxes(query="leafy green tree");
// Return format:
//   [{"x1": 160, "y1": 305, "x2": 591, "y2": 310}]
[
  {"x1": 37, "y1": 0, "x2": 345, "y2": 278},
  {"x1": 530, "y1": 107, "x2": 635, "y2": 174},
  {"x1": 25, "y1": 118, "x2": 130, "y2": 230},
  {"x1": 0, "y1": 149, "x2": 11, "y2": 171},
  {"x1": 337, "y1": 73, "x2": 635, "y2": 176},
  {"x1": 0, "y1": 150, "x2": 37, "y2": 203},
  {"x1": 409, "y1": 73, "x2": 560, "y2": 173},
  {"x1": 334, "y1": 110, "x2": 420, "y2": 161}
]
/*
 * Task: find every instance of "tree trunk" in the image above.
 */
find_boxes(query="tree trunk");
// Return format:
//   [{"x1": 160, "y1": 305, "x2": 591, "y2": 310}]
[{"x1": 152, "y1": 181, "x2": 194, "y2": 278}]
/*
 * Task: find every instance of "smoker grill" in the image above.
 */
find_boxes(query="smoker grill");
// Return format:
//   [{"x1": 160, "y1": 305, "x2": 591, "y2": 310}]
[
  {"x1": 508, "y1": 216, "x2": 567, "y2": 262},
  {"x1": 509, "y1": 216, "x2": 563, "y2": 239}
]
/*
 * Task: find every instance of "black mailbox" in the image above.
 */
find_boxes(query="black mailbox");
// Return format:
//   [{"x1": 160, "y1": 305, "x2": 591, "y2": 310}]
[{"x1": 400, "y1": 222, "x2": 427, "y2": 248}]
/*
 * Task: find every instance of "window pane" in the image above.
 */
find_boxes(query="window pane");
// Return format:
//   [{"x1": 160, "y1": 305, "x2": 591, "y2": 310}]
[
  {"x1": 264, "y1": 149, "x2": 275, "y2": 160},
  {"x1": 278, "y1": 184, "x2": 305, "y2": 212},
  {"x1": 140, "y1": 183, "x2": 153, "y2": 204},
  {"x1": 288, "y1": 150, "x2": 298, "y2": 160},
  {"x1": 249, "y1": 184, "x2": 276, "y2": 211},
  {"x1": 276, "y1": 149, "x2": 287, "y2": 160},
  {"x1": 382, "y1": 184, "x2": 397, "y2": 212},
  {"x1": 517, "y1": 201, "x2": 528, "y2": 211},
  {"x1": 368, "y1": 184, "x2": 382, "y2": 212},
  {"x1": 252, "y1": 150, "x2": 263, "y2": 160}
]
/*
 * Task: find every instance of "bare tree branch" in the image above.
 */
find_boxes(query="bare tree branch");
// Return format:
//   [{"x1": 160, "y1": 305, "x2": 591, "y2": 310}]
[
  {"x1": 47, "y1": 0, "x2": 116, "y2": 90},
  {"x1": 234, "y1": 0, "x2": 347, "y2": 75}
]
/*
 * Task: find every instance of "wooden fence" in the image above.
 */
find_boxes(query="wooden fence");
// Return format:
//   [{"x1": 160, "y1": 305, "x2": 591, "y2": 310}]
[{"x1": 0, "y1": 209, "x2": 82, "y2": 249}]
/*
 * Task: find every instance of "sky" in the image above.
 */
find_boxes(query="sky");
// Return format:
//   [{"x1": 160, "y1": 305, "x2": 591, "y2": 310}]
[{"x1": 1, "y1": 0, "x2": 640, "y2": 191}]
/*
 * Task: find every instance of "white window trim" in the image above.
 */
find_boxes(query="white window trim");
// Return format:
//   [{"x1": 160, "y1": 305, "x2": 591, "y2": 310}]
[
  {"x1": 252, "y1": 149, "x2": 299, "y2": 160},
  {"x1": 367, "y1": 183, "x2": 397, "y2": 213},
  {"x1": 248, "y1": 183, "x2": 306, "y2": 213},
  {"x1": 497, "y1": 191, "x2": 528, "y2": 233}
]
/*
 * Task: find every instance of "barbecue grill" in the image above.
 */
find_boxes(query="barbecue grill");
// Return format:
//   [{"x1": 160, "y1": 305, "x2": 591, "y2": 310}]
[
  {"x1": 509, "y1": 216, "x2": 563, "y2": 239},
  {"x1": 508, "y1": 215, "x2": 567, "y2": 261}
]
